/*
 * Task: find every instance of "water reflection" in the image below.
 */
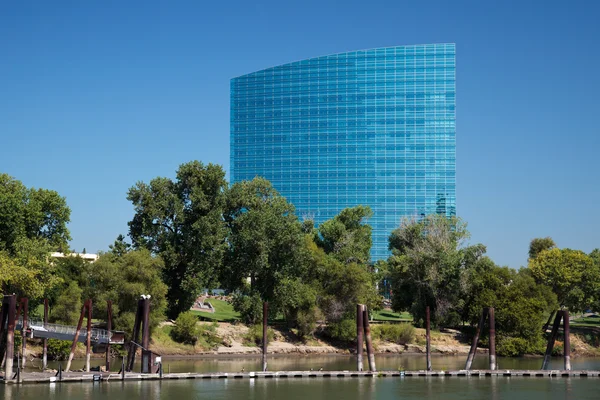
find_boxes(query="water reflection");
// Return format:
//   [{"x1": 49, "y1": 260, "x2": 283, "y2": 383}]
[{"x1": 3, "y1": 376, "x2": 600, "y2": 400}]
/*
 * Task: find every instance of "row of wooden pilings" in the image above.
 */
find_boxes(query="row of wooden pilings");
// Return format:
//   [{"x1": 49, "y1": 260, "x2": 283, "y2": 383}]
[
  {"x1": 256, "y1": 304, "x2": 572, "y2": 372},
  {"x1": 0, "y1": 295, "x2": 111, "y2": 378},
  {"x1": 1, "y1": 294, "x2": 155, "y2": 379}
]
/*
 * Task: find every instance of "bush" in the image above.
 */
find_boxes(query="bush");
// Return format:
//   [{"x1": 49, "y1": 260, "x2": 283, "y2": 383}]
[
  {"x1": 327, "y1": 318, "x2": 356, "y2": 343},
  {"x1": 47, "y1": 339, "x2": 72, "y2": 360},
  {"x1": 232, "y1": 291, "x2": 263, "y2": 325},
  {"x1": 171, "y1": 312, "x2": 200, "y2": 345},
  {"x1": 296, "y1": 306, "x2": 322, "y2": 339},
  {"x1": 496, "y1": 336, "x2": 545, "y2": 357},
  {"x1": 244, "y1": 324, "x2": 275, "y2": 346},
  {"x1": 372, "y1": 323, "x2": 415, "y2": 345},
  {"x1": 197, "y1": 321, "x2": 222, "y2": 349}
]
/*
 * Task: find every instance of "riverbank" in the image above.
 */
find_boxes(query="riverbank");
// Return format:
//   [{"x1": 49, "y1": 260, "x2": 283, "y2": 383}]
[
  {"x1": 19, "y1": 320, "x2": 600, "y2": 363},
  {"x1": 148, "y1": 322, "x2": 490, "y2": 357},
  {"x1": 148, "y1": 321, "x2": 600, "y2": 358}
]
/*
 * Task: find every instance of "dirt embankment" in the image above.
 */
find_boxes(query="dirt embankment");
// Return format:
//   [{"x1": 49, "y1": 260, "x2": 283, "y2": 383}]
[{"x1": 150, "y1": 322, "x2": 484, "y2": 357}]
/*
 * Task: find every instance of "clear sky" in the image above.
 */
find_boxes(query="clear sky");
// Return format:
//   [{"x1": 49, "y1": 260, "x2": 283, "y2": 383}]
[{"x1": 1, "y1": 1, "x2": 598, "y2": 267}]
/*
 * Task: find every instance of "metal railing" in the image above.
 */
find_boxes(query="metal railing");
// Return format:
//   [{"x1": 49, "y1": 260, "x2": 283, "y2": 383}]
[{"x1": 16, "y1": 318, "x2": 112, "y2": 343}]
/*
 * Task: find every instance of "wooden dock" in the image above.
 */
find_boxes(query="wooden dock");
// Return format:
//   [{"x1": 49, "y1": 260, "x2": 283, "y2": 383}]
[{"x1": 2, "y1": 369, "x2": 600, "y2": 384}]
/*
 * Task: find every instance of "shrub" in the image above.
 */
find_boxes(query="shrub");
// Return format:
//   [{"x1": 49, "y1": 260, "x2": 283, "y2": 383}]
[
  {"x1": 372, "y1": 323, "x2": 415, "y2": 345},
  {"x1": 47, "y1": 339, "x2": 72, "y2": 360},
  {"x1": 171, "y1": 312, "x2": 200, "y2": 345},
  {"x1": 244, "y1": 324, "x2": 275, "y2": 346},
  {"x1": 296, "y1": 306, "x2": 322, "y2": 339},
  {"x1": 496, "y1": 336, "x2": 545, "y2": 357},
  {"x1": 232, "y1": 291, "x2": 263, "y2": 325},
  {"x1": 327, "y1": 318, "x2": 356, "y2": 343},
  {"x1": 197, "y1": 321, "x2": 222, "y2": 349}
]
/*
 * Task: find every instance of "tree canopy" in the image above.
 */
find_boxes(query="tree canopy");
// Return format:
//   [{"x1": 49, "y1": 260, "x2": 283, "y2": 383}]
[
  {"x1": 528, "y1": 237, "x2": 556, "y2": 260},
  {"x1": 222, "y1": 177, "x2": 306, "y2": 303},
  {"x1": 0, "y1": 173, "x2": 71, "y2": 254},
  {"x1": 314, "y1": 205, "x2": 373, "y2": 265},
  {"x1": 127, "y1": 161, "x2": 228, "y2": 318},
  {"x1": 387, "y1": 215, "x2": 487, "y2": 327},
  {"x1": 0, "y1": 174, "x2": 69, "y2": 300},
  {"x1": 529, "y1": 247, "x2": 600, "y2": 312},
  {"x1": 464, "y1": 264, "x2": 557, "y2": 355}
]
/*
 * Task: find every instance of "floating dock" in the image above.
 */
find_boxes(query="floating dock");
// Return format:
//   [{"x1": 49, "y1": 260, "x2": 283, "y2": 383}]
[{"x1": 2, "y1": 370, "x2": 600, "y2": 384}]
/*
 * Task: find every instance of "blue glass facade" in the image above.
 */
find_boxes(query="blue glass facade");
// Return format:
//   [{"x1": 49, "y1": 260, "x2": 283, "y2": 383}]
[{"x1": 231, "y1": 44, "x2": 456, "y2": 260}]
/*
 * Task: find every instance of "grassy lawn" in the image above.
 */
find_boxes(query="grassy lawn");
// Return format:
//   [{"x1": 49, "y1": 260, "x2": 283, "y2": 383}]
[
  {"x1": 373, "y1": 309, "x2": 413, "y2": 322},
  {"x1": 190, "y1": 299, "x2": 240, "y2": 322},
  {"x1": 571, "y1": 316, "x2": 600, "y2": 327}
]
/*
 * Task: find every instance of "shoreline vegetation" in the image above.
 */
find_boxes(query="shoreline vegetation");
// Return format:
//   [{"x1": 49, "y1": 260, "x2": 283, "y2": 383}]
[
  {"x1": 21, "y1": 316, "x2": 600, "y2": 362},
  {"x1": 2, "y1": 168, "x2": 600, "y2": 366}
]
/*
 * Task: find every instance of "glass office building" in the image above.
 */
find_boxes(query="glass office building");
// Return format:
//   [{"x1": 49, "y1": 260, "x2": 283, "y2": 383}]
[{"x1": 231, "y1": 44, "x2": 456, "y2": 260}]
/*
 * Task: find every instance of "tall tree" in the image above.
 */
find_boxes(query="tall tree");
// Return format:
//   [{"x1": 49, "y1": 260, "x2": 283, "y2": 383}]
[
  {"x1": 0, "y1": 173, "x2": 71, "y2": 254},
  {"x1": 529, "y1": 248, "x2": 600, "y2": 312},
  {"x1": 222, "y1": 177, "x2": 306, "y2": 303},
  {"x1": 528, "y1": 237, "x2": 556, "y2": 260},
  {"x1": 127, "y1": 161, "x2": 227, "y2": 318},
  {"x1": 108, "y1": 234, "x2": 131, "y2": 258},
  {"x1": 315, "y1": 205, "x2": 373, "y2": 265},
  {"x1": 387, "y1": 214, "x2": 487, "y2": 327}
]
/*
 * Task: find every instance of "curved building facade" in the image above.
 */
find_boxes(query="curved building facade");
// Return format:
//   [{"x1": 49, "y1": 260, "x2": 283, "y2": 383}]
[{"x1": 231, "y1": 44, "x2": 456, "y2": 260}]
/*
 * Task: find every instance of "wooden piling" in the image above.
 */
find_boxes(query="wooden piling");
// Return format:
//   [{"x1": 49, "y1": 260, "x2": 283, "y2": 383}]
[
  {"x1": 106, "y1": 300, "x2": 113, "y2": 372},
  {"x1": 66, "y1": 300, "x2": 88, "y2": 372},
  {"x1": 43, "y1": 299, "x2": 48, "y2": 371},
  {"x1": 142, "y1": 298, "x2": 150, "y2": 350},
  {"x1": 426, "y1": 306, "x2": 432, "y2": 371},
  {"x1": 262, "y1": 301, "x2": 268, "y2": 372},
  {"x1": 0, "y1": 296, "x2": 9, "y2": 368},
  {"x1": 5, "y1": 295, "x2": 16, "y2": 379},
  {"x1": 21, "y1": 298, "x2": 28, "y2": 369},
  {"x1": 465, "y1": 307, "x2": 488, "y2": 370},
  {"x1": 543, "y1": 310, "x2": 556, "y2": 332},
  {"x1": 86, "y1": 299, "x2": 93, "y2": 372},
  {"x1": 363, "y1": 306, "x2": 376, "y2": 372},
  {"x1": 542, "y1": 310, "x2": 563, "y2": 370},
  {"x1": 563, "y1": 310, "x2": 571, "y2": 371},
  {"x1": 489, "y1": 307, "x2": 497, "y2": 371},
  {"x1": 126, "y1": 299, "x2": 143, "y2": 371},
  {"x1": 357, "y1": 304, "x2": 364, "y2": 371}
]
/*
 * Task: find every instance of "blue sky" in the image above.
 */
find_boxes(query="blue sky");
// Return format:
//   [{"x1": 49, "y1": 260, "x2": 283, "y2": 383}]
[{"x1": 1, "y1": 1, "x2": 598, "y2": 267}]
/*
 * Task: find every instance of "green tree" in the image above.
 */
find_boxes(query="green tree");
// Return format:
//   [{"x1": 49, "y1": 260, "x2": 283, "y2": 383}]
[
  {"x1": 315, "y1": 205, "x2": 373, "y2": 265},
  {"x1": 273, "y1": 276, "x2": 320, "y2": 337},
  {"x1": 528, "y1": 237, "x2": 556, "y2": 260},
  {"x1": 127, "y1": 161, "x2": 227, "y2": 318},
  {"x1": 0, "y1": 173, "x2": 71, "y2": 254},
  {"x1": 0, "y1": 174, "x2": 70, "y2": 300},
  {"x1": 387, "y1": 215, "x2": 487, "y2": 327},
  {"x1": 590, "y1": 249, "x2": 600, "y2": 311},
  {"x1": 590, "y1": 248, "x2": 600, "y2": 266},
  {"x1": 465, "y1": 265, "x2": 557, "y2": 356},
  {"x1": 108, "y1": 234, "x2": 131, "y2": 258},
  {"x1": 222, "y1": 178, "x2": 306, "y2": 307},
  {"x1": 50, "y1": 281, "x2": 83, "y2": 325},
  {"x1": 529, "y1": 248, "x2": 599, "y2": 312},
  {"x1": 0, "y1": 238, "x2": 61, "y2": 300},
  {"x1": 79, "y1": 249, "x2": 168, "y2": 336}
]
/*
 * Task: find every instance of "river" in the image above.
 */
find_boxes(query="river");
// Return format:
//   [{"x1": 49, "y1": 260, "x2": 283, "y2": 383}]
[{"x1": 5, "y1": 355, "x2": 600, "y2": 399}]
